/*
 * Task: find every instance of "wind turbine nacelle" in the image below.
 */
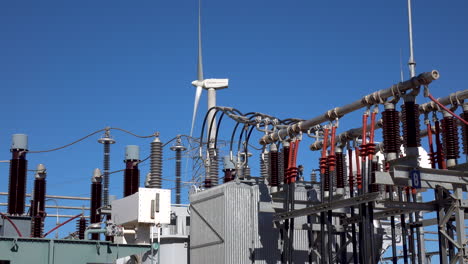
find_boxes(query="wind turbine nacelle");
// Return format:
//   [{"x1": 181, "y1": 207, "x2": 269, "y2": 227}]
[{"x1": 191, "y1": 79, "x2": 229, "y2": 90}]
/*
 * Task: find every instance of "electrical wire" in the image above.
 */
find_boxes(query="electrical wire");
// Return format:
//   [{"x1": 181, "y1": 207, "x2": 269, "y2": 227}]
[
  {"x1": 43, "y1": 213, "x2": 82, "y2": 238},
  {"x1": 428, "y1": 94, "x2": 468, "y2": 126},
  {"x1": 28, "y1": 129, "x2": 107, "y2": 153},
  {"x1": 110, "y1": 127, "x2": 156, "y2": 138}
]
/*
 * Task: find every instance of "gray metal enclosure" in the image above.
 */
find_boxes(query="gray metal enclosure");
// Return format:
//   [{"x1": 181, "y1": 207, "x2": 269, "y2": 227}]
[{"x1": 189, "y1": 181, "x2": 310, "y2": 264}]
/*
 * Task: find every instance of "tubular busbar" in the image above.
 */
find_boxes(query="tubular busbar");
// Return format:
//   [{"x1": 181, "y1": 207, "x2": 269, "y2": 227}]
[
  {"x1": 309, "y1": 89, "x2": 468, "y2": 151},
  {"x1": 260, "y1": 70, "x2": 439, "y2": 145}
]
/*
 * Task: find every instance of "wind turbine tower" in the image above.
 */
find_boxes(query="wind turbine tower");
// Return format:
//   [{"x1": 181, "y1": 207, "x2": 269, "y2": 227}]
[{"x1": 190, "y1": 0, "x2": 229, "y2": 146}]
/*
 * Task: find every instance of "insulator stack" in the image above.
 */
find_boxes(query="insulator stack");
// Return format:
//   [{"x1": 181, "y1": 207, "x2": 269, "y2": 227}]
[
  {"x1": 124, "y1": 162, "x2": 139, "y2": 197},
  {"x1": 278, "y1": 151, "x2": 285, "y2": 184},
  {"x1": 31, "y1": 216, "x2": 43, "y2": 238},
  {"x1": 204, "y1": 178, "x2": 212, "y2": 189},
  {"x1": 123, "y1": 145, "x2": 140, "y2": 197},
  {"x1": 148, "y1": 137, "x2": 163, "y2": 188},
  {"x1": 8, "y1": 134, "x2": 28, "y2": 215},
  {"x1": 77, "y1": 216, "x2": 87, "y2": 240},
  {"x1": 170, "y1": 141, "x2": 186, "y2": 203},
  {"x1": 243, "y1": 166, "x2": 251, "y2": 178},
  {"x1": 269, "y1": 148, "x2": 279, "y2": 187},
  {"x1": 336, "y1": 153, "x2": 345, "y2": 189},
  {"x1": 222, "y1": 156, "x2": 236, "y2": 183},
  {"x1": 348, "y1": 149, "x2": 354, "y2": 189},
  {"x1": 31, "y1": 164, "x2": 46, "y2": 218},
  {"x1": 98, "y1": 132, "x2": 115, "y2": 207},
  {"x1": 370, "y1": 160, "x2": 379, "y2": 193},
  {"x1": 282, "y1": 144, "x2": 290, "y2": 184},
  {"x1": 260, "y1": 152, "x2": 269, "y2": 180},
  {"x1": 382, "y1": 109, "x2": 401, "y2": 154},
  {"x1": 441, "y1": 116, "x2": 460, "y2": 161},
  {"x1": 223, "y1": 170, "x2": 235, "y2": 183},
  {"x1": 401, "y1": 102, "x2": 421, "y2": 148},
  {"x1": 462, "y1": 111, "x2": 468, "y2": 155},
  {"x1": 90, "y1": 169, "x2": 102, "y2": 240},
  {"x1": 310, "y1": 171, "x2": 317, "y2": 183},
  {"x1": 208, "y1": 148, "x2": 219, "y2": 187}
]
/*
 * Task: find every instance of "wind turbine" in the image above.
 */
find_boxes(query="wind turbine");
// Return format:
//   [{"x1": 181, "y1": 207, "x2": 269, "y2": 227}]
[{"x1": 190, "y1": 0, "x2": 229, "y2": 146}]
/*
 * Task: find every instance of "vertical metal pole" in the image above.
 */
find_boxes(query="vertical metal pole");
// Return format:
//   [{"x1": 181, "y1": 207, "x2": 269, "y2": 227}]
[
  {"x1": 407, "y1": 0, "x2": 416, "y2": 78},
  {"x1": 436, "y1": 187, "x2": 448, "y2": 264},
  {"x1": 399, "y1": 188, "x2": 410, "y2": 264},
  {"x1": 454, "y1": 187, "x2": 466, "y2": 264},
  {"x1": 406, "y1": 0, "x2": 427, "y2": 260}
]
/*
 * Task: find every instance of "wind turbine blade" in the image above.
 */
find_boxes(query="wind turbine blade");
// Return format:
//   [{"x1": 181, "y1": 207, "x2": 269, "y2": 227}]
[
  {"x1": 197, "y1": 0, "x2": 204, "y2": 82},
  {"x1": 190, "y1": 86, "x2": 203, "y2": 137}
]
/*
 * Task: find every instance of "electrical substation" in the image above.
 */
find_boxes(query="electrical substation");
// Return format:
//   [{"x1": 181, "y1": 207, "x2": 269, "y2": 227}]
[{"x1": 1, "y1": 0, "x2": 468, "y2": 263}]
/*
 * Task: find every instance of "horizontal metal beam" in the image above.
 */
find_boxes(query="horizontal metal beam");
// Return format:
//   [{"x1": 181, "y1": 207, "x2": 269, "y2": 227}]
[
  {"x1": 274, "y1": 192, "x2": 382, "y2": 221},
  {"x1": 260, "y1": 70, "x2": 439, "y2": 145},
  {"x1": 0, "y1": 203, "x2": 89, "y2": 210},
  {"x1": 374, "y1": 200, "x2": 437, "y2": 211},
  {"x1": 0, "y1": 192, "x2": 90, "y2": 201},
  {"x1": 375, "y1": 166, "x2": 468, "y2": 190}
]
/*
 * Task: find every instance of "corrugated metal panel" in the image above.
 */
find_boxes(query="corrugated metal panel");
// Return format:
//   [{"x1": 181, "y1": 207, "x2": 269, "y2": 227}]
[{"x1": 190, "y1": 181, "x2": 310, "y2": 264}]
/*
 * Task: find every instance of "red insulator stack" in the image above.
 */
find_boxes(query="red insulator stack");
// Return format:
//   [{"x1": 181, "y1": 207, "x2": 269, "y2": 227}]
[
  {"x1": 335, "y1": 152, "x2": 345, "y2": 189},
  {"x1": 77, "y1": 216, "x2": 87, "y2": 240},
  {"x1": 355, "y1": 149, "x2": 362, "y2": 190},
  {"x1": 441, "y1": 116, "x2": 460, "y2": 161},
  {"x1": 382, "y1": 109, "x2": 401, "y2": 154},
  {"x1": 401, "y1": 102, "x2": 421, "y2": 148}
]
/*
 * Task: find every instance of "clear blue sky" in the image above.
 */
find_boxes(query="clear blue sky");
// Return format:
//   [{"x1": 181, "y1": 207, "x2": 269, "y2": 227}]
[{"x1": 0, "y1": 0, "x2": 467, "y2": 253}]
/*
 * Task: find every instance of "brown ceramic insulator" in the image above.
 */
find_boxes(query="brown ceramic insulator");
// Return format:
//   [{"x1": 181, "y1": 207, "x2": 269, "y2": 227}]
[
  {"x1": 382, "y1": 109, "x2": 401, "y2": 154},
  {"x1": 282, "y1": 146, "x2": 290, "y2": 184},
  {"x1": 461, "y1": 112, "x2": 468, "y2": 155},
  {"x1": 8, "y1": 150, "x2": 27, "y2": 215},
  {"x1": 77, "y1": 217, "x2": 87, "y2": 240},
  {"x1": 223, "y1": 169, "x2": 235, "y2": 183},
  {"x1": 269, "y1": 151, "x2": 279, "y2": 187},
  {"x1": 123, "y1": 161, "x2": 140, "y2": 197},
  {"x1": 441, "y1": 116, "x2": 460, "y2": 160},
  {"x1": 90, "y1": 181, "x2": 102, "y2": 240},
  {"x1": 31, "y1": 216, "x2": 43, "y2": 238},
  {"x1": 32, "y1": 178, "x2": 46, "y2": 218},
  {"x1": 335, "y1": 153, "x2": 345, "y2": 189},
  {"x1": 401, "y1": 102, "x2": 421, "y2": 148},
  {"x1": 204, "y1": 178, "x2": 212, "y2": 189},
  {"x1": 370, "y1": 161, "x2": 379, "y2": 193}
]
